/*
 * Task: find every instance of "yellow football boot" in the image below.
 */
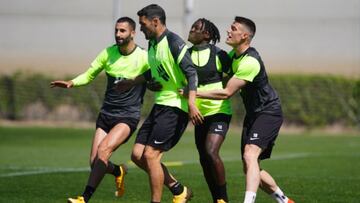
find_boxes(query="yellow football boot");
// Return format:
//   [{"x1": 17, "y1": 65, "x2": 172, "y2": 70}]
[
  {"x1": 67, "y1": 196, "x2": 85, "y2": 203},
  {"x1": 114, "y1": 164, "x2": 128, "y2": 197},
  {"x1": 172, "y1": 186, "x2": 193, "y2": 203}
]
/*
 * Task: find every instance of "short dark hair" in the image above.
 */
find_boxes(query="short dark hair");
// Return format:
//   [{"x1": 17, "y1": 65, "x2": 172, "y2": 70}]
[
  {"x1": 116, "y1": 17, "x2": 136, "y2": 30},
  {"x1": 234, "y1": 16, "x2": 256, "y2": 38},
  {"x1": 137, "y1": 4, "x2": 166, "y2": 25}
]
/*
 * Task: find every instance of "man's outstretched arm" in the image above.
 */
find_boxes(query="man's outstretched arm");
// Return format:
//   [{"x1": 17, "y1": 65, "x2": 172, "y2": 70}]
[{"x1": 197, "y1": 76, "x2": 247, "y2": 100}]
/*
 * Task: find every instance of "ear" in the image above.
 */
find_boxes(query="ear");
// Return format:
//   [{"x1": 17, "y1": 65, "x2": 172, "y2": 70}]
[
  {"x1": 131, "y1": 30, "x2": 136, "y2": 38},
  {"x1": 153, "y1": 17, "x2": 160, "y2": 27},
  {"x1": 242, "y1": 32, "x2": 249, "y2": 40}
]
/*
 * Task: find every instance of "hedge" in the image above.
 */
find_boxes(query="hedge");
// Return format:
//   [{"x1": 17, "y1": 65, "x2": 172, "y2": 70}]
[{"x1": 0, "y1": 72, "x2": 359, "y2": 128}]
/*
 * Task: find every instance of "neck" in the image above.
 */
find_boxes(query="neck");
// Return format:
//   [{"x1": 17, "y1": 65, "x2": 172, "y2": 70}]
[
  {"x1": 118, "y1": 41, "x2": 136, "y2": 55},
  {"x1": 193, "y1": 42, "x2": 209, "y2": 50},
  {"x1": 155, "y1": 25, "x2": 167, "y2": 39},
  {"x1": 234, "y1": 42, "x2": 250, "y2": 57}
]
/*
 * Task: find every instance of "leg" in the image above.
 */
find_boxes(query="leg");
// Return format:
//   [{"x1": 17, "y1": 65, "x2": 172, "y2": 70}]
[
  {"x1": 260, "y1": 169, "x2": 295, "y2": 203},
  {"x1": 259, "y1": 169, "x2": 278, "y2": 194},
  {"x1": 87, "y1": 123, "x2": 131, "y2": 188},
  {"x1": 205, "y1": 134, "x2": 226, "y2": 185},
  {"x1": 242, "y1": 144, "x2": 262, "y2": 203},
  {"x1": 89, "y1": 128, "x2": 107, "y2": 168},
  {"x1": 69, "y1": 124, "x2": 131, "y2": 203},
  {"x1": 242, "y1": 144, "x2": 262, "y2": 192},
  {"x1": 195, "y1": 124, "x2": 218, "y2": 201},
  {"x1": 143, "y1": 145, "x2": 164, "y2": 202},
  {"x1": 131, "y1": 143, "x2": 178, "y2": 188},
  {"x1": 205, "y1": 133, "x2": 227, "y2": 202},
  {"x1": 135, "y1": 105, "x2": 191, "y2": 202}
]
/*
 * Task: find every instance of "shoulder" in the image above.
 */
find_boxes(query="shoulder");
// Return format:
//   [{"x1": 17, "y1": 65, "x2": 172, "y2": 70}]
[
  {"x1": 245, "y1": 47, "x2": 261, "y2": 61},
  {"x1": 104, "y1": 44, "x2": 117, "y2": 52},
  {"x1": 166, "y1": 31, "x2": 185, "y2": 44},
  {"x1": 166, "y1": 31, "x2": 186, "y2": 49},
  {"x1": 95, "y1": 44, "x2": 117, "y2": 60},
  {"x1": 214, "y1": 46, "x2": 229, "y2": 58},
  {"x1": 165, "y1": 30, "x2": 187, "y2": 60},
  {"x1": 134, "y1": 46, "x2": 147, "y2": 55}
]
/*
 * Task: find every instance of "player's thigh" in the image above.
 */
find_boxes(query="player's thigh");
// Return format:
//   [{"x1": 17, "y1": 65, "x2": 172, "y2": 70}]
[
  {"x1": 98, "y1": 123, "x2": 131, "y2": 152},
  {"x1": 204, "y1": 114, "x2": 231, "y2": 152}
]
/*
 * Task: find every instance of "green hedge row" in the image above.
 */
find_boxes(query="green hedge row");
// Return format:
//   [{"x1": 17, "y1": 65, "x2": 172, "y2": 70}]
[{"x1": 0, "y1": 72, "x2": 359, "y2": 128}]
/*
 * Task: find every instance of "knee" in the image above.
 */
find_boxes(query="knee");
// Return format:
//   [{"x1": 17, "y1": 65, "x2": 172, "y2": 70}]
[
  {"x1": 131, "y1": 151, "x2": 142, "y2": 164},
  {"x1": 97, "y1": 145, "x2": 111, "y2": 162},
  {"x1": 205, "y1": 145, "x2": 219, "y2": 161},
  {"x1": 143, "y1": 149, "x2": 157, "y2": 161},
  {"x1": 242, "y1": 151, "x2": 258, "y2": 166}
]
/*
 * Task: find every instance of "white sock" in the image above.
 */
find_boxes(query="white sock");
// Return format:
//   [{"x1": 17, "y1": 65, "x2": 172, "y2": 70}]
[
  {"x1": 243, "y1": 191, "x2": 256, "y2": 203},
  {"x1": 271, "y1": 187, "x2": 289, "y2": 203}
]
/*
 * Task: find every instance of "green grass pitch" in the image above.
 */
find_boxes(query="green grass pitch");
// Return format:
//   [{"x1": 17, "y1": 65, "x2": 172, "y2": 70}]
[{"x1": 0, "y1": 127, "x2": 359, "y2": 202}]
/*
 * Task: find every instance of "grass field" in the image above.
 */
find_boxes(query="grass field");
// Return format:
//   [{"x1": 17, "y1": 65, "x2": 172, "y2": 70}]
[{"x1": 0, "y1": 126, "x2": 359, "y2": 203}]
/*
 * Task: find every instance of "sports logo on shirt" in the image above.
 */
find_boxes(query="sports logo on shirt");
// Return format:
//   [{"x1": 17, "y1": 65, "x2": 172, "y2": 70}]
[{"x1": 156, "y1": 64, "x2": 170, "y2": 81}]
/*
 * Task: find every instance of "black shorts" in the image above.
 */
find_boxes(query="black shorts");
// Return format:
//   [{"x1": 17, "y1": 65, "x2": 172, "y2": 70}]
[
  {"x1": 195, "y1": 113, "x2": 231, "y2": 138},
  {"x1": 96, "y1": 113, "x2": 139, "y2": 142},
  {"x1": 135, "y1": 104, "x2": 189, "y2": 151},
  {"x1": 241, "y1": 113, "x2": 283, "y2": 160}
]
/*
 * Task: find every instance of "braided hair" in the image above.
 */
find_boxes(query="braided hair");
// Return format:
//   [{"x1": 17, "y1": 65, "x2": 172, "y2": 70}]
[{"x1": 197, "y1": 18, "x2": 221, "y2": 44}]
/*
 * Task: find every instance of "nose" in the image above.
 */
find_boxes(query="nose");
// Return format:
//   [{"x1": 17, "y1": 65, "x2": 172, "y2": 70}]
[{"x1": 115, "y1": 30, "x2": 120, "y2": 37}]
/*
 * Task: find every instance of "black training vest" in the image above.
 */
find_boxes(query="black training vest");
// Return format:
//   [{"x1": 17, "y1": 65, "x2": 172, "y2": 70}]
[
  {"x1": 189, "y1": 45, "x2": 222, "y2": 86},
  {"x1": 235, "y1": 47, "x2": 282, "y2": 116}
]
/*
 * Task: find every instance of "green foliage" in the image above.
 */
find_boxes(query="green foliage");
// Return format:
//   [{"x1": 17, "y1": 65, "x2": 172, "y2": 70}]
[
  {"x1": 0, "y1": 72, "x2": 359, "y2": 127},
  {"x1": 269, "y1": 75, "x2": 359, "y2": 127}
]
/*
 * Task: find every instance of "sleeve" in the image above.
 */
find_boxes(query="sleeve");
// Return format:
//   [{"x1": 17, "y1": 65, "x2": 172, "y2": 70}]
[
  {"x1": 168, "y1": 33, "x2": 198, "y2": 90},
  {"x1": 139, "y1": 49, "x2": 150, "y2": 75},
  {"x1": 216, "y1": 48, "x2": 232, "y2": 75},
  {"x1": 71, "y1": 49, "x2": 106, "y2": 86},
  {"x1": 233, "y1": 56, "x2": 260, "y2": 82}
]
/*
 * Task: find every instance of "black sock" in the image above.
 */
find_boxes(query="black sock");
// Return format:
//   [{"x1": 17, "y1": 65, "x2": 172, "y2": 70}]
[
  {"x1": 112, "y1": 164, "x2": 121, "y2": 177},
  {"x1": 169, "y1": 182, "x2": 184, "y2": 195},
  {"x1": 217, "y1": 183, "x2": 228, "y2": 202},
  {"x1": 150, "y1": 201, "x2": 161, "y2": 203},
  {"x1": 82, "y1": 185, "x2": 95, "y2": 202}
]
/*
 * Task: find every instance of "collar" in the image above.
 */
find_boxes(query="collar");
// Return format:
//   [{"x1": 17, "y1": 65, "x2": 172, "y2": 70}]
[
  {"x1": 151, "y1": 29, "x2": 170, "y2": 45},
  {"x1": 192, "y1": 44, "x2": 210, "y2": 51},
  {"x1": 233, "y1": 47, "x2": 252, "y2": 59}
]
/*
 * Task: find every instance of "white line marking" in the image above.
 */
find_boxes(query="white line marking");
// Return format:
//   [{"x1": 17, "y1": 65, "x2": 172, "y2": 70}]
[{"x1": 0, "y1": 153, "x2": 310, "y2": 178}]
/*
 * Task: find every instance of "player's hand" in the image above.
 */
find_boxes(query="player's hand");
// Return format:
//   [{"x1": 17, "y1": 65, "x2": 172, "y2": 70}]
[
  {"x1": 146, "y1": 78, "x2": 162, "y2": 91},
  {"x1": 188, "y1": 103, "x2": 204, "y2": 125},
  {"x1": 178, "y1": 87, "x2": 189, "y2": 98},
  {"x1": 50, "y1": 80, "x2": 73, "y2": 88},
  {"x1": 114, "y1": 79, "x2": 134, "y2": 93}
]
